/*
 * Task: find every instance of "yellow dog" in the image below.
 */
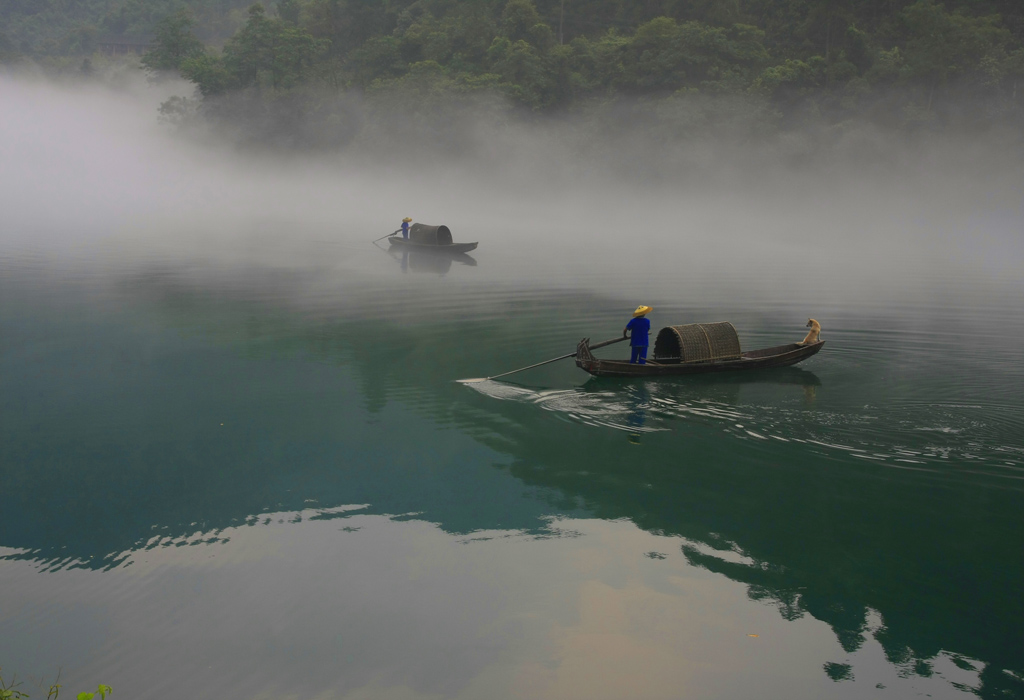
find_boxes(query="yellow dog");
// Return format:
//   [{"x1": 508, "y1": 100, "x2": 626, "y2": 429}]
[{"x1": 799, "y1": 319, "x2": 821, "y2": 345}]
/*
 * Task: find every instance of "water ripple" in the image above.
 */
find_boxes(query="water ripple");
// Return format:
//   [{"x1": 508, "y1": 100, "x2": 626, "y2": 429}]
[{"x1": 465, "y1": 377, "x2": 1024, "y2": 484}]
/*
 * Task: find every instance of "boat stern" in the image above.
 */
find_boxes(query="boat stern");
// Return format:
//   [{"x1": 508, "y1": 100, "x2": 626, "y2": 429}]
[{"x1": 575, "y1": 338, "x2": 597, "y2": 372}]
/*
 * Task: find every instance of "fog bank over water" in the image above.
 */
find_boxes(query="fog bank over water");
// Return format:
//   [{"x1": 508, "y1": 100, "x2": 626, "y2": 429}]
[{"x1": 1, "y1": 70, "x2": 1022, "y2": 305}]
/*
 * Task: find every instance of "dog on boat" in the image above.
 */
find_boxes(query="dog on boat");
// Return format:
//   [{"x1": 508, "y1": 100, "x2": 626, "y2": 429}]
[{"x1": 799, "y1": 319, "x2": 821, "y2": 345}]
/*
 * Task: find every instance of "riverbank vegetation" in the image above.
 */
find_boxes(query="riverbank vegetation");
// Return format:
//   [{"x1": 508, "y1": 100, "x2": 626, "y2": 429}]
[
  {"x1": 4, "y1": 0, "x2": 1023, "y2": 146},
  {"x1": 0, "y1": 667, "x2": 110, "y2": 700}
]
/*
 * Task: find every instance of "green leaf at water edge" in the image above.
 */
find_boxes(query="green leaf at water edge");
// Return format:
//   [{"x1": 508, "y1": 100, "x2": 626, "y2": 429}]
[{"x1": 77, "y1": 687, "x2": 112, "y2": 700}]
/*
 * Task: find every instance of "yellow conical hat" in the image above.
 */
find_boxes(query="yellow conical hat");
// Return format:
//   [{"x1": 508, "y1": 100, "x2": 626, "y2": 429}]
[
  {"x1": 632, "y1": 305, "x2": 652, "y2": 317},
  {"x1": 402, "y1": 217, "x2": 413, "y2": 222}
]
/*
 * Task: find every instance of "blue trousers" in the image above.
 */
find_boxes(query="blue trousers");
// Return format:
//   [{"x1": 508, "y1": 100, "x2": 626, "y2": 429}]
[{"x1": 630, "y1": 346, "x2": 647, "y2": 364}]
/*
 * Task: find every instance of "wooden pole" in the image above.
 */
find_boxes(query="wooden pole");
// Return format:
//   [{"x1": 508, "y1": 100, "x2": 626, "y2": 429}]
[{"x1": 461, "y1": 336, "x2": 625, "y2": 383}]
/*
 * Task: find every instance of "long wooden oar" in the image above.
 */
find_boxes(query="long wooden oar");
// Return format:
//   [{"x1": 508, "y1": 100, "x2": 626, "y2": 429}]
[
  {"x1": 459, "y1": 336, "x2": 626, "y2": 383},
  {"x1": 373, "y1": 230, "x2": 401, "y2": 243}
]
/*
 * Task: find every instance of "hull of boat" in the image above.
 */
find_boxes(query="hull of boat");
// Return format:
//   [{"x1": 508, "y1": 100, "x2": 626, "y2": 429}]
[
  {"x1": 576, "y1": 341, "x2": 825, "y2": 377},
  {"x1": 388, "y1": 237, "x2": 478, "y2": 254}
]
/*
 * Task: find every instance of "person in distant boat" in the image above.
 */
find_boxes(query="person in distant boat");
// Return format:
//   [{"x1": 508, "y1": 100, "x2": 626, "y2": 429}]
[
  {"x1": 623, "y1": 305, "x2": 652, "y2": 364},
  {"x1": 400, "y1": 217, "x2": 412, "y2": 239}
]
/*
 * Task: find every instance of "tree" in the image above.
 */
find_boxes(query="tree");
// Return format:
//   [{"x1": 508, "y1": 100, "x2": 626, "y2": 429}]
[
  {"x1": 501, "y1": 0, "x2": 543, "y2": 42},
  {"x1": 141, "y1": 10, "x2": 205, "y2": 72},
  {"x1": 903, "y1": 0, "x2": 1010, "y2": 77},
  {"x1": 901, "y1": 0, "x2": 1011, "y2": 106},
  {"x1": 277, "y1": 0, "x2": 301, "y2": 25},
  {"x1": 347, "y1": 35, "x2": 406, "y2": 86},
  {"x1": 180, "y1": 53, "x2": 233, "y2": 96},
  {"x1": 487, "y1": 35, "x2": 554, "y2": 107},
  {"x1": 125, "y1": 0, "x2": 1024, "y2": 129},
  {"x1": 222, "y1": 4, "x2": 325, "y2": 91}
]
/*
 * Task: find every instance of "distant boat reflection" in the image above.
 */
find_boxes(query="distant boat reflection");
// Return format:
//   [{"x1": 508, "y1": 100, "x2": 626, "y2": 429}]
[{"x1": 386, "y1": 246, "x2": 477, "y2": 275}]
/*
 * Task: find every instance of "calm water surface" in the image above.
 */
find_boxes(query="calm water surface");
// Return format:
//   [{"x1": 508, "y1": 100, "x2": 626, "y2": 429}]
[{"x1": 1, "y1": 236, "x2": 1023, "y2": 700}]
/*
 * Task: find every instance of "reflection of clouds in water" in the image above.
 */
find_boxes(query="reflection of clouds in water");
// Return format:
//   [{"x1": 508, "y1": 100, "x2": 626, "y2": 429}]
[
  {"x1": 681, "y1": 536, "x2": 988, "y2": 694},
  {"x1": 467, "y1": 382, "x2": 1023, "y2": 480}
]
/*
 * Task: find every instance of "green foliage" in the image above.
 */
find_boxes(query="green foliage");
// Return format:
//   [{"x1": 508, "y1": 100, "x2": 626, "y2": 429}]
[
  {"x1": 142, "y1": 10, "x2": 206, "y2": 72},
  {"x1": 500, "y1": 0, "x2": 543, "y2": 42},
  {"x1": 0, "y1": 0, "x2": 253, "y2": 55},
  {"x1": 754, "y1": 57, "x2": 821, "y2": 95},
  {"x1": 0, "y1": 669, "x2": 107, "y2": 700},
  {"x1": 7, "y1": 0, "x2": 1021, "y2": 130},
  {"x1": 181, "y1": 53, "x2": 234, "y2": 95},
  {"x1": 487, "y1": 36, "x2": 552, "y2": 107},
  {"x1": 277, "y1": 0, "x2": 301, "y2": 24},
  {"x1": 901, "y1": 0, "x2": 1011, "y2": 85},
  {"x1": 158, "y1": 94, "x2": 201, "y2": 128},
  {"x1": 616, "y1": 18, "x2": 769, "y2": 93},
  {"x1": 347, "y1": 35, "x2": 405, "y2": 85},
  {"x1": 76, "y1": 685, "x2": 112, "y2": 700},
  {"x1": 0, "y1": 668, "x2": 28, "y2": 700},
  {"x1": 222, "y1": 4, "x2": 324, "y2": 90}
]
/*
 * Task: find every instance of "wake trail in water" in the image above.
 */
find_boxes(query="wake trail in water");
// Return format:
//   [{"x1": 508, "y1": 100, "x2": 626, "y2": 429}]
[{"x1": 464, "y1": 380, "x2": 1024, "y2": 483}]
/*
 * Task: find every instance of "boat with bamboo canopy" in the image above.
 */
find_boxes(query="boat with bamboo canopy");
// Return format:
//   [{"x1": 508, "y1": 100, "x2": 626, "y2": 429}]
[{"x1": 574, "y1": 321, "x2": 824, "y2": 377}]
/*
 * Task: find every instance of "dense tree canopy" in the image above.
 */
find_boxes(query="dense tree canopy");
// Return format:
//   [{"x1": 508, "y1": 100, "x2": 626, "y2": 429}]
[
  {"x1": 0, "y1": 0, "x2": 252, "y2": 54},
  {"x1": 4, "y1": 0, "x2": 1023, "y2": 133},
  {"x1": 140, "y1": 9, "x2": 206, "y2": 71}
]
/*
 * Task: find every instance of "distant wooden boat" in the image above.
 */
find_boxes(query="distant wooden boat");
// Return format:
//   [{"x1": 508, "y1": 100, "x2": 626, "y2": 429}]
[
  {"x1": 387, "y1": 237, "x2": 478, "y2": 254},
  {"x1": 575, "y1": 321, "x2": 824, "y2": 377},
  {"x1": 388, "y1": 223, "x2": 477, "y2": 253}
]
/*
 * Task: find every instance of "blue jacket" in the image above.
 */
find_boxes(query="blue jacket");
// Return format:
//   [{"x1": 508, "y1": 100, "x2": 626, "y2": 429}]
[
  {"x1": 625, "y1": 316, "x2": 650, "y2": 347},
  {"x1": 401, "y1": 222, "x2": 410, "y2": 239}
]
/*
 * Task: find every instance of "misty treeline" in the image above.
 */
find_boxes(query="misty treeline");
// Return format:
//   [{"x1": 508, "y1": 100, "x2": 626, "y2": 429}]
[
  {"x1": 0, "y1": 0, "x2": 251, "y2": 54},
  {"x1": 4, "y1": 0, "x2": 1024, "y2": 149}
]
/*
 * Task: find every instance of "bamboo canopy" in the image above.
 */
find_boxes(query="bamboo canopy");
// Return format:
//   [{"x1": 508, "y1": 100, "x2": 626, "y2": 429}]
[
  {"x1": 409, "y1": 223, "x2": 453, "y2": 245},
  {"x1": 653, "y1": 322, "x2": 741, "y2": 363}
]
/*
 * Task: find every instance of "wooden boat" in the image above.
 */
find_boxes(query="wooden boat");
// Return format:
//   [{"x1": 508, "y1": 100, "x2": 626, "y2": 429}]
[
  {"x1": 576, "y1": 340, "x2": 825, "y2": 377},
  {"x1": 387, "y1": 236, "x2": 478, "y2": 254},
  {"x1": 575, "y1": 321, "x2": 824, "y2": 377},
  {"x1": 388, "y1": 223, "x2": 477, "y2": 253}
]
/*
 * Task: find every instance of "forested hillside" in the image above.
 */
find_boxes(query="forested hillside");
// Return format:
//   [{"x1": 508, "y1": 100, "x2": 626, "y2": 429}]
[
  {"x1": 5, "y1": 0, "x2": 1023, "y2": 142},
  {"x1": 0, "y1": 0, "x2": 251, "y2": 54}
]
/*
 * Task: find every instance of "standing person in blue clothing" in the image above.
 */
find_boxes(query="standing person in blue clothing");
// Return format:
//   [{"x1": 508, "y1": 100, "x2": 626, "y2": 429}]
[
  {"x1": 623, "y1": 305, "x2": 652, "y2": 364},
  {"x1": 400, "y1": 217, "x2": 412, "y2": 239}
]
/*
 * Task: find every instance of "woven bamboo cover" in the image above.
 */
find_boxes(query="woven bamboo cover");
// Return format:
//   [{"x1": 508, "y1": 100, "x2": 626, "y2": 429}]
[
  {"x1": 653, "y1": 322, "x2": 741, "y2": 363},
  {"x1": 409, "y1": 223, "x2": 453, "y2": 245}
]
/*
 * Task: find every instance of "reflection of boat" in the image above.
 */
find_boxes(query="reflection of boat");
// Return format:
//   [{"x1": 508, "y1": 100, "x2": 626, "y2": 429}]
[
  {"x1": 401, "y1": 248, "x2": 477, "y2": 266},
  {"x1": 576, "y1": 321, "x2": 824, "y2": 377},
  {"x1": 387, "y1": 247, "x2": 477, "y2": 275},
  {"x1": 388, "y1": 223, "x2": 478, "y2": 254},
  {"x1": 583, "y1": 366, "x2": 822, "y2": 388}
]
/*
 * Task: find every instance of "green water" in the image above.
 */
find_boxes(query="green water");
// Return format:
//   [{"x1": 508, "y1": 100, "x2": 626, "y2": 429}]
[{"x1": 1, "y1": 241, "x2": 1022, "y2": 700}]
